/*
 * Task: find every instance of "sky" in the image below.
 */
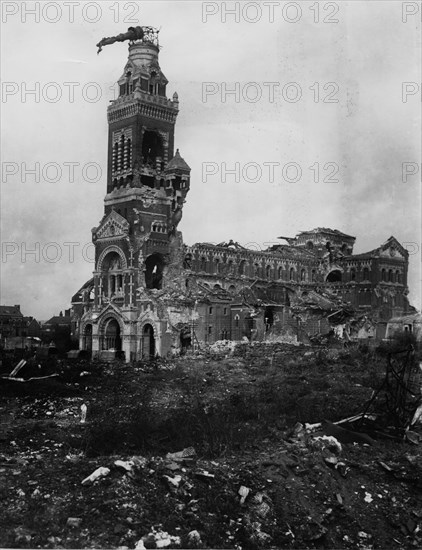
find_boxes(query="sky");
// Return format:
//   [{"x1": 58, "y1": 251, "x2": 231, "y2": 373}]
[{"x1": 1, "y1": 0, "x2": 421, "y2": 319}]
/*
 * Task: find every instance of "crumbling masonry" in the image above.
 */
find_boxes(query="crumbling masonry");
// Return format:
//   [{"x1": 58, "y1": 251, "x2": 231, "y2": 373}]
[{"x1": 71, "y1": 30, "x2": 412, "y2": 360}]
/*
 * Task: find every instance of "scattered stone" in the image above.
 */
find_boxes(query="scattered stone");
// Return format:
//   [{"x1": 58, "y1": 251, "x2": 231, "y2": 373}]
[
  {"x1": 115, "y1": 460, "x2": 134, "y2": 473},
  {"x1": 187, "y1": 530, "x2": 201, "y2": 545},
  {"x1": 313, "y1": 435, "x2": 342, "y2": 454},
  {"x1": 81, "y1": 466, "x2": 110, "y2": 485},
  {"x1": 238, "y1": 485, "x2": 250, "y2": 504},
  {"x1": 80, "y1": 403, "x2": 87, "y2": 423},
  {"x1": 364, "y1": 492, "x2": 373, "y2": 503},
  {"x1": 324, "y1": 456, "x2": 338, "y2": 467},
  {"x1": 135, "y1": 527, "x2": 181, "y2": 549},
  {"x1": 292, "y1": 422, "x2": 306, "y2": 442},
  {"x1": 67, "y1": 517, "x2": 82, "y2": 528},
  {"x1": 14, "y1": 527, "x2": 32, "y2": 544},
  {"x1": 195, "y1": 469, "x2": 215, "y2": 480},
  {"x1": 164, "y1": 461, "x2": 181, "y2": 471},
  {"x1": 335, "y1": 461, "x2": 350, "y2": 477},
  {"x1": 256, "y1": 501, "x2": 271, "y2": 518},
  {"x1": 163, "y1": 474, "x2": 182, "y2": 488},
  {"x1": 305, "y1": 422, "x2": 322, "y2": 432}
]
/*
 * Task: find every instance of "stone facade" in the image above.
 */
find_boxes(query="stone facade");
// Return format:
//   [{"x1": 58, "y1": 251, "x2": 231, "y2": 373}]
[{"x1": 71, "y1": 32, "x2": 412, "y2": 360}]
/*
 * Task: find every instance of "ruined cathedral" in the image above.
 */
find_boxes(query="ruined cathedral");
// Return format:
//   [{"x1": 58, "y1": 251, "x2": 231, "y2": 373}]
[{"x1": 71, "y1": 28, "x2": 412, "y2": 360}]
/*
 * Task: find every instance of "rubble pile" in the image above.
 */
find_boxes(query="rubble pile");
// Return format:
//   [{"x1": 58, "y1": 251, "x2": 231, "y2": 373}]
[
  {"x1": 0, "y1": 347, "x2": 421, "y2": 548},
  {"x1": 208, "y1": 340, "x2": 238, "y2": 356},
  {"x1": 1, "y1": 422, "x2": 421, "y2": 549}
]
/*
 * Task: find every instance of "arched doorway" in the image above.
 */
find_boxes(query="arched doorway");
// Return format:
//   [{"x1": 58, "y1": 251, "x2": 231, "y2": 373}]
[
  {"x1": 326, "y1": 270, "x2": 342, "y2": 283},
  {"x1": 103, "y1": 318, "x2": 122, "y2": 351},
  {"x1": 141, "y1": 324, "x2": 155, "y2": 359},
  {"x1": 83, "y1": 324, "x2": 93, "y2": 351}
]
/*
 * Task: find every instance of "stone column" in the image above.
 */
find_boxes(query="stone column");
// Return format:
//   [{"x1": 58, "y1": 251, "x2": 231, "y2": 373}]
[
  {"x1": 129, "y1": 273, "x2": 134, "y2": 306},
  {"x1": 91, "y1": 323, "x2": 100, "y2": 359}
]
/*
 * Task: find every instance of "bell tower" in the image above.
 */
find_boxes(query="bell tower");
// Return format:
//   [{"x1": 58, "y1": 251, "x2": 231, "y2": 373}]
[
  {"x1": 104, "y1": 29, "x2": 190, "y2": 218},
  {"x1": 91, "y1": 27, "x2": 191, "y2": 309},
  {"x1": 107, "y1": 32, "x2": 176, "y2": 194},
  {"x1": 72, "y1": 27, "x2": 192, "y2": 362}
]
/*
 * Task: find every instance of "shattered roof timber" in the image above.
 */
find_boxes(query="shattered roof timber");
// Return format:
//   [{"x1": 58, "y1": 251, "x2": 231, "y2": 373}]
[
  {"x1": 191, "y1": 242, "x2": 316, "y2": 259},
  {"x1": 297, "y1": 227, "x2": 356, "y2": 239}
]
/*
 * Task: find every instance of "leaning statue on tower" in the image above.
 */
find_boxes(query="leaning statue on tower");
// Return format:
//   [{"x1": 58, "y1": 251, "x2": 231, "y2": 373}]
[{"x1": 96, "y1": 26, "x2": 145, "y2": 54}]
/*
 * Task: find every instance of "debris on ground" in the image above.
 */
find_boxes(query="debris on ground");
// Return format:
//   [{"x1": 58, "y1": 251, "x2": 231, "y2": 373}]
[
  {"x1": 1, "y1": 344, "x2": 422, "y2": 549},
  {"x1": 134, "y1": 527, "x2": 181, "y2": 549},
  {"x1": 80, "y1": 403, "x2": 87, "y2": 423},
  {"x1": 81, "y1": 466, "x2": 110, "y2": 485},
  {"x1": 165, "y1": 446, "x2": 197, "y2": 463}
]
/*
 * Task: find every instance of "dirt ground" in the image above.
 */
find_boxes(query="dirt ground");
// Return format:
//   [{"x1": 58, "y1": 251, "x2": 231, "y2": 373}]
[{"x1": 0, "y1": 343, "x2": 421, "y2": 549}]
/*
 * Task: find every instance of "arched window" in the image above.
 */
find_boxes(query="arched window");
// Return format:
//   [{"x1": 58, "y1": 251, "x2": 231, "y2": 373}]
[
  {"x1": 239, "y1": 260, "x2": 246, "y2": 276},
  {"x1": 300, "y1": 269, "x2": 306, "y2": 281},
  {"x1": 311, "y1": 269, "x2": 316, "y2": 282},
  {"x1": 289, "y1": 267, "x2": 295, "y2": 281},
  {"x1": 381, "y1": 268, "x2": 386, "y2": 282},
  {"x1": 118, "y1": 135, "x2": 125, "y2": 171},
  {"x1": 125, "y1": 138, "x2": 132, "y2": 170},
  {"x1": 388, "y1": 269, "x2": 394, "y2": 282},
  {"x1": 254, "y1": 263, "x2": 260, "y2": 277},
  {"x1": 234, "y1": 314, "x2": 240, "y2": 328},
  {"x1": 396, "y1": 271, "x2": 401, "y2": 284},
  {"x1": 113, "y1": 142, "x2": 119, "y2": 172},
  {"x1": 363, "y1": 267, "x2": 369, "y2": 281},
  {"x1": 200, "y1": 257, "x2": 206, "y2": 271},
  {"x1": 214, "y1": 258, "x2": 220, "y2": 274},
  {"x1": 102, "y1": 251, "x2": 123, "y2": 297},
  {"x1": 278, "y1": 266, "x2": 283, "y2": 280},
  {"x1": 266, "y1": 265, "x2": 271, "y2": 279},
  {"x1": 307, "y1": 241, "x2": 314, "y2": 249},
  {"x1": 326, "y1": 270, "x2": 342, "y2": 283},
  {"x1": 350, "y1": 268, "x2": 356, "y2": 281}
]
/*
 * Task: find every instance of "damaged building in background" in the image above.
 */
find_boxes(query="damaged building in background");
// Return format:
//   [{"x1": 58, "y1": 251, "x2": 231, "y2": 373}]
[{"x1": 71, "y1": 28, "x2": 413, "y2": 361}]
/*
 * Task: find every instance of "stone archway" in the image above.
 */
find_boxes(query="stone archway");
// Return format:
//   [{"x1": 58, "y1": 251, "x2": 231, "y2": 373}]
[
  {"x1": 141, "y1": 323, "x2": 155, "y2": 359},
  {"x1": 102, "y1": 318, "x2": 122, "y2": 351},
  {"x1": 97, "y1": 245, "x2": 127, "y2": 272}
]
